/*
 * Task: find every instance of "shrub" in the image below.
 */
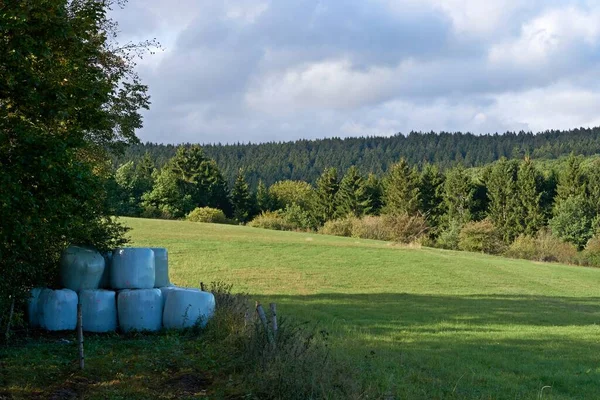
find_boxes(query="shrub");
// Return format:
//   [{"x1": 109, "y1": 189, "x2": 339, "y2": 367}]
[
  {"x1": 458, "y1": 219, "x2": 505, "y2": 254},
  {"x1": 549, "y1": 195, "x2": 594, "y2": 249},
  {"x1": 281, "y1": 203, "x2": 318, "y2": 231},
  {"x1": 505, "y1": 235, "x2": 539, "y2": 260},
  {"x1": 249, "y1": 211, "x2": 298, "y2": 231},
  {"x1": 435, "y1": 220, "x2": 462, "y2": 250},
  {"x1": 350, "y1": 216, "x2": 394, "y2": 241},
  {"x1": 319, "y1": 216, "x2": 357, "y2": 237},
  {"x1": 382, "y1": 213, "x2": 429, "y2": 244},
  {"x1": 186, "y1": 207, "x2": 229, "y2": 224},
  {"x1": 579, "y1": 236, "x2": 600, "y2": 267},
  {"x1": 535, "y1": 228, "x2": 578, "y2": 263}
]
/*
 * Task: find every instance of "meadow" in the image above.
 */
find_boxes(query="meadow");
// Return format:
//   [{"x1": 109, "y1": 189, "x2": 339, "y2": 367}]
[{"x1": 3, "y1": 217, "x2": 600, "y2": 399}]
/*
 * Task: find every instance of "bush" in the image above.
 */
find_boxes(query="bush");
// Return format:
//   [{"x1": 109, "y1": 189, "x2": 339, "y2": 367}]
[
  {"x1": 435, "y1": 220, "x2": 462, "y2": 250},
  {"x1": 382, "y1": 213, "x2": 429, "y2": 244},
  {"x1": 535, "y1": 228, "x2": 578, "y2": 263},
  {"x1": 505, "y1": 229, "x2": 578, "y2": 264},
  {"x1": 350, "y1": 216, "x2": 394, "y2": 241},
  {"x1": 249, "y1": 211, "x2": 298, "y2": 231},
  {"x1": 579, "y1": 236, "x2": 600, "y2": 267},
  {"x1": 281, "y1": 203, "x2": 318, "y2": 231},
  {"x1": 505, "y1": 235, "x2": 539, "y2": 260},
  {"x1": 458, "y1": 219, "x2": 505, "y2": 254},
  {"x1": 186, "y1": 207, "x2": 230, "y2": 224},
  {"x1": 319, "y1": 217, "x2": 357, "y2": 237},
  {"x1": 549, "y1": 195, "x2": 594, "y2": 249}
]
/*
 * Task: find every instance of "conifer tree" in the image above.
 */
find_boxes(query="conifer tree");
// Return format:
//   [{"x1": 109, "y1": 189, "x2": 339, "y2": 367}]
[
  {"x1": 255, "y1": 180, "x2": 272, "y2": 213},
  {"x1": 334, "y1": 166, "x2": 369, "y2": 217},
  {"x1": 443, "y1": 166, "x2": 474, "y2": 225},
  {"x1": 364, "y1": 173, "x2": 384, "y2": 215},
  {"x1": 516, "y1": 157, "x2": 544, "y2": 236},
  {"x1": 314, "y1": 168, "x2": 340, "y2": 223},
  {"x1": 231, "y1": 169, "x2": 253, "y2": 223},
  {"x1": 485, "y1": 158, "x2": 520, "y2": 242},
  {"x1": 419, "y1": 163, "x2": 445, "y2": 230},
  {"x1": 382, "y1": 159, "x2": 420, "y2": 215},
  {"x1": 556, "y1": 153, "x2": 586, "y2": 202}
]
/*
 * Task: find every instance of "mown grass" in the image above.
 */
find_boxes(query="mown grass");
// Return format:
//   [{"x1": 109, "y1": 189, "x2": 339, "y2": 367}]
[{"x1": 3, "y1": 217, "x2": 600, "y2": 399}]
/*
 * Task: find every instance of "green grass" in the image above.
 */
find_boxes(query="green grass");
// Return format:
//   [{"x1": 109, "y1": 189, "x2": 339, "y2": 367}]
[{"x1": 4, "y1": 217, "x2": 600, "y2": 399}]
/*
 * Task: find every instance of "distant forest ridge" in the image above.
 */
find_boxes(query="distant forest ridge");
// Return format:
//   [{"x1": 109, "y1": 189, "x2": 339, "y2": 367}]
[{"x1": 115, "y1": 127, "x2": 600, "y2": 187}]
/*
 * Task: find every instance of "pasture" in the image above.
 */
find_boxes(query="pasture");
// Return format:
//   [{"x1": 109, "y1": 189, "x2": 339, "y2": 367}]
[{"x1": 3, "y1": 217, "x2": 600, "y2": 399}]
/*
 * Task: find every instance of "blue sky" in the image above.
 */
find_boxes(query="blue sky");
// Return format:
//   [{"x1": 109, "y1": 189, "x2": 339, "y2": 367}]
[{"x1": 111, "y1": 0, "x2": 600, "y2": 144}]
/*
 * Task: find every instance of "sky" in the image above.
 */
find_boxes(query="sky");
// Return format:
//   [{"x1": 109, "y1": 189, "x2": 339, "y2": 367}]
[{"x1": 110, "y1": 0, "x2": 600, "y2": 144}]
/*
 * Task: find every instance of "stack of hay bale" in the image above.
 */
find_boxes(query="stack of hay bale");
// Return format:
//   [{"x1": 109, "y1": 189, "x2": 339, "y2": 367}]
[{"x1": 29, "y1": 246, "x2": 215, "y2": 332}]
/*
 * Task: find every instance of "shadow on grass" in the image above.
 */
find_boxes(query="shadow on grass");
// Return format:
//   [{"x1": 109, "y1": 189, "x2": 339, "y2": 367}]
[{"x1": 260, "y1": 292, "x2": 600, "y2": 398}]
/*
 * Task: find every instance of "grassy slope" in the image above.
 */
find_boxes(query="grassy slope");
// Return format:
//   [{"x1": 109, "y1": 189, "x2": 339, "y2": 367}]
[
  {"x1": 3, "y1": 217, "x2": 600, "y2": 399},
  {"x1": 126, "y1": 217, "x2": 600, "y2": 399}
]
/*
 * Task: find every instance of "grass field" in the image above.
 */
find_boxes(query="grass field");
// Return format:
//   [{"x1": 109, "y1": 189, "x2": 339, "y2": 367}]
[{"x1": 4, "y1": 217, "x2": 600, "y2": 399}]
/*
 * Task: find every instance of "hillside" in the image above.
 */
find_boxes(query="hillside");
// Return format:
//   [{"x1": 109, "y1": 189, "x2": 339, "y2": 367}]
[
  {"x1": 5, "y1": 218, "x2": 598, "y2": 399},
  {"x1": 115, "y1": 128, "x2": 600, "y2": 186}
]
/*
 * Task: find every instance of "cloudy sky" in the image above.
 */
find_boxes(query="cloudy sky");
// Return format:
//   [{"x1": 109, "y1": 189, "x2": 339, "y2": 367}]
[{"x1": 110, "y1": 0, "x2": 600, "y2": 144}]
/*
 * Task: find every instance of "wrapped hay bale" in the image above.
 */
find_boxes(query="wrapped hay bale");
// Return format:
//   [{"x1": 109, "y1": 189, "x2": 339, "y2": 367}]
[
  {"x1": 100, "y1": 251, "x2": 113, "y2": 289},
  {"x1": 111, "y1": 248, "x2": 155, "y2": 289},
  {"x1": 28, "y1": 287, "x2": 44, "y2": 328},
  {"x1": 159, "y1": 286, "x2": 182, "y2": 310},
  {"x1": 60, "y1": 245, "x2": 105, "y2": 291},
  {"x1": 38, "y1": 289, "x2": 78, "y2": 331},
  {"x1": 117, "y1": 289, "x2": 163, "y2": 332},
  {"x1": 80, "y1": 289, "x2": 117, "y2": 332},
  {"x1": 163, "y1": 289, "x2": 215, "y2": 329},
  {"x1": 151, "y1": 248, "x2": 170, "y2": 288}
]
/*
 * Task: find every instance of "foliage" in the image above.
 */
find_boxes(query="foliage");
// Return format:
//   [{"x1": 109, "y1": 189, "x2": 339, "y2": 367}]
[
  {"x1": 115, "y1": 128, "x2": 600, "y2": 187},
  {"x1": 516, "y1": 157, "x2": 545, "y2": 236},
  {"x1": 533, "y1": 229, "x2": 578, "y2": 263},
  {"x1": 248, "y1": 211, "x2": 298, "y2": 231},
  {"x1": 458, "y1": 220, "x2": 505, "y2": 254},
  {"x1": 443, "y1": 166, "x2": 474, "y2": 226},
  {"x1": 319, "y1": 217, "x2": 357, "y2": 237},
  {"x1": 381, "y1": 213, "x2": 429, "y2": 244},
  {"x1": 382, "y1": 158, "x2": 420, "y2": 215},
  {"x1": 484, "y1": 158, "x2": 521, "y2": 243},
  {"x1": 231, "y1": 169, "x2": 255, "y2": 223},
  {"x1": 435, "y1": 220, "x2": 463, "y2": 250},
  {"x1": 504, "y1": 235, "x2": 540, "y2": 261},
  {"x1": 255, "y1": 179, "x2": 273, "y2": 213},
  {"x1": 549, "y1": 195, "x2": 595, "y2": 249},
  {"x1": 281, "y1": 203, "x2": 319, "y2": 231},
  {"x1": 313, "y1": 167, "x2": 339, "y2": 224},
  {"x1": 350, "y1": 216, "x2": 394, "y2": 241},
  {"x1": 269, "y1": 180, "x2": 315, "y2": 210},
  {"x1": 334, "y1": 166, "x2": 370, "y2": 218},
  {"x1": 580, "y1": 236, "x2": 600, "y2": 267},
  {"x1": 419, "y1": 163, "x2": 445, "y2": 232},
  {"x1": 186, "y1": 207, "x2": 230, "y2": 224},
  {"x1": 0, "y1": 0, "x2": 150, "y2": 333}
]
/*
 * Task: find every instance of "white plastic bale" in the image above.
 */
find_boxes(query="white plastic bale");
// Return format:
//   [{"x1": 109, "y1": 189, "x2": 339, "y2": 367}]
[
  {"x1": 117, "y1": 289, "x2": 163, "y2": 332},
  {"x1": 79, "y1": 289, "x2": 117, "y2": 332},
  {"x1": 28, "y1": 288, "x2": 44, "y2": 328},
  {"x1": 163, "y1": 289, "x2": 215, "y2": 329},
  {"x1": 100, "y1": 252, "x2": 112, "y2": 288},
  {"x1": 60, "y1": 246, "x2": 105, "y2": 291},
  {"x1": 111, "y1": 248, "x2": 155, "y2": 289},
  {"x1": 38, "y1": 289, "x2": 78, "y2": 331},
  {"x1": 151, "y1": 248, "x2": 170, "y2": 288}
]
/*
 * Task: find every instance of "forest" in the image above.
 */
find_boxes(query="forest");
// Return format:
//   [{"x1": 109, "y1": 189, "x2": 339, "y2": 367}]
[
  {"x1": 114, "y1": 127, "x2": 600, "y2": 187},
  {"x1": 109, "y1": 138, "x2": 600, "y2": 267}
]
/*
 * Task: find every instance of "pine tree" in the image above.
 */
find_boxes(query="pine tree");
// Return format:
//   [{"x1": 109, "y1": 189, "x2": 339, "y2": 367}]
[
  {"x1": 584, "y1": 159, "x2": 600, "y2": 215},
  {"x1": 485, "y1": 158, "x2": 520, "y2": 242},
  {"x1": 231, "y1": 169, "x2": 253, "y2": 223},
  {"x1": 556, "y1": 153, "x2": 586, "y2": 202},
  {"x1": 314, "y1": 168, "x2": 339, "y2": 223},
  {"x1": 419, "y1": 163, "x2": 445, "y2": 230},
  {"x1": 516, "y1": 157, "x2": 544, "y2": 236},
  {"x1": 334, "y1": 166, "x2": 369, "y2": 217},
  {"x1": 364, "y1": 173, "x2": 384, "y2": 215},
  {"x1": 382, "y1": 159, "x2": 420, "y2": 215},
  {"x1": 255, "y1": 180, "x2": 272, "y2": 213},
  {"x1": 443, "y1": 165, "x2": 474, "y2": 226}
]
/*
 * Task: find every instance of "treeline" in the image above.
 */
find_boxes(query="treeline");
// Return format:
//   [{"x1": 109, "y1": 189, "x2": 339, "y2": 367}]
[
  {"x1": 113, "y1": 127, "x2": 600, "y2": 187},
  {"x1": 110, "y1": 145, "x2": 600, "y2": 265}
]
